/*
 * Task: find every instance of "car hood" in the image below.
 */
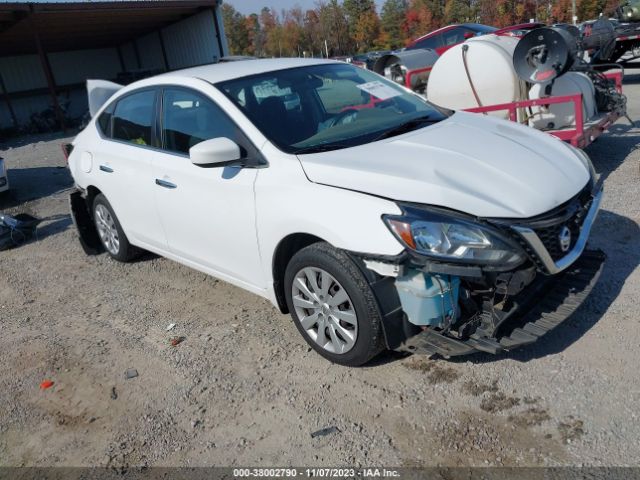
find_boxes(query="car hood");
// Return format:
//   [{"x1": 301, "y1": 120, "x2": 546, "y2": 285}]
[{"x1": 297, "y1": 111, "x2": 590, "y2": 218}]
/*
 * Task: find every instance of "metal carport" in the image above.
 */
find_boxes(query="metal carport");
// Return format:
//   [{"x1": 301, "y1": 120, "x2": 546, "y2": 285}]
[{"x1": 0, "y1": 1, "x2": 227, "y2": 133}]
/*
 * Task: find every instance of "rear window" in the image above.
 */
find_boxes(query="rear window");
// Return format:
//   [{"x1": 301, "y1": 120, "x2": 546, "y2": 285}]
[
  {"x1": 408, "y1": 35, "x2": 442, "y2": 50},
  {"x1": 97, "y1": 103, "x2": 114, "y2": 137},
  {"x1": 112, "y1": 90, "x2": 156, "y2": 146}
]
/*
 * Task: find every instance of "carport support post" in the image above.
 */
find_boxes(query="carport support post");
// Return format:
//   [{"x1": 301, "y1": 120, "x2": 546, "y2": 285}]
[
  {"x1": 0, "y1": 73, "x2": 18, "y2": 130},
  {"x1": 28, "y1": 8, "x2": 65, "y2": 132},
  {"x1": 158, "y1": 30, "x2": 170, "y2": 72}
]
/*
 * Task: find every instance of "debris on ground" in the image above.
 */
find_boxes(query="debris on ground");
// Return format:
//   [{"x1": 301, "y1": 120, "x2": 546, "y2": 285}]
[
  {"x1": 165, "y1": 323, "x2": 176, "y2": 332},
  {"x1": 480, "y1": 392, "x2": 521, "y2": 413},
  {"x1": 558, "y1": 416, "x2": 585, "y2": 444},
  {"x1": 170, "y1": 336, "x2": 185, "y2": 347},
  {"x1": 110, "y1": 387, "x2": 118, "y2": 400},
  {"x1": 0, "y1": 213, "x2": 41, "y2": 250},
  {"x1": 310, "y1": 426, "x2": 340, "y2": 438},
  {"x1": 39, "y1": 380, "x2": 54, "y2": 390},
  {"x1": 124, "y1": 369, "x2": 138, "y2": 379}
]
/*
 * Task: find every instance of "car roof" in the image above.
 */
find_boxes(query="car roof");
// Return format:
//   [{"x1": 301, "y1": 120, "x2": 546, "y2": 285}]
[
  {"x1": 411, "y1": 23, "x2": 496, "y2": 43},
  {"x1": 495, "y1": 22, "x2": 544, "y2": 31},
  {"x1": 156, "y1": 57, "x2": 336, "y2": 85}
]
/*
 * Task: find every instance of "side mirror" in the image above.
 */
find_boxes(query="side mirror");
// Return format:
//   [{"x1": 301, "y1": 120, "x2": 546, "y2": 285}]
[
  {"x1": 189, "y1": 137, "x2": 242, "y2": 167},
  {"x1": 463, "y1": 32, "x2": 475, "y2": 39}
]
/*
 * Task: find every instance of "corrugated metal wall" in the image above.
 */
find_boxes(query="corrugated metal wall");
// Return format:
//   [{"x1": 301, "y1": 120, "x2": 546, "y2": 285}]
[
  {"x1": 162, "y1": 10, "x2": 220, "y2": 70},
  {"x1": 1, "y1": 6, "x2": 224, "y2": 130},
  {"x1": 120, "y1": 42, "x2": 138, "y2": 72},
  {"x1": 0, "y1": 55, "x2": 46, "y2": 93},
  {"x1": 136, "y1": 32, "x2": 166, "y2": 71}
]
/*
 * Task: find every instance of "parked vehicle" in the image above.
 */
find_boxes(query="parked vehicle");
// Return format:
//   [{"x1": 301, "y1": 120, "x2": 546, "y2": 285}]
[
  {"x1": 67, "y1": 58, "x2": 604, "y2": 366},
  {"x1": 351, "y1": 51, "x2": 392, "y2": 70},
  {"x1": 372, "y1": 23, "x2": 499, "y2": 93},
  {"x1": 0, "y1": 157, "x2": 9, "y2": 195},
  {"x1": 406, "y1": 23, "x2": 497, "y2": 55},
  {"x1": 494, "y1": 22, "x2": 545, "y2": 37}
]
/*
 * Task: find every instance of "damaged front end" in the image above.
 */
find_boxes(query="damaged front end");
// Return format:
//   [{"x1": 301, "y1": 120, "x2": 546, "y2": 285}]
[{"x1": 358, "y1": 185, "x2": 605, "y2": 357}]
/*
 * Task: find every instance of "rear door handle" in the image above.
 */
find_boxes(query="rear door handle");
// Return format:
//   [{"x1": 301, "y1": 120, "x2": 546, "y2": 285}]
[
  {"x1": 99, "y1": 165, "x2": 114, "y2": 173},
  {"x1": 155, "y1": 179, "x2": 177, "y2": 189}
]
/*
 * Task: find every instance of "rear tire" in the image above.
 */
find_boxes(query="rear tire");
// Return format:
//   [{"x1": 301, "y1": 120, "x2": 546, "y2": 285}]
[
  {"x1": 284, "y1": 242, "x2": 385, "y2": 366},
  {"x1": 92, "y1": 193, "x2": 141, "y2": 262}
]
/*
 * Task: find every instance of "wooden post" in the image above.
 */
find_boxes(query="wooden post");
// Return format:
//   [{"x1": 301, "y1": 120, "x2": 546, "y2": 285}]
[
  {"x1": 0, "y1": 73, "x2": 19, "y2": 130},
  {"x1": 211, "y1": 7, "x2": 225, "y2": 60},
  {"x1": 28, "y1": 6, "x2": 65, "y2": 132},
  {"x1": 116, "y1": 44, "x2": 126, "y2": 73},
  {"x1": 158, "y1": 30, "x2": 170, "y2": 71},
  {"x1": 133, "y1": 40, "x2": 142, "y2": 69}
]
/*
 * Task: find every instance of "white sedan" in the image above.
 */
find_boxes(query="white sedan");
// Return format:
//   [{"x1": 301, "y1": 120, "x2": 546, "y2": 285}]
[
  {"x1": 67, "y1": 58, "x2": 604, "y2": 366},
  {"x1": 0, "y1": 157, "x2": 8, "y2": 194}
]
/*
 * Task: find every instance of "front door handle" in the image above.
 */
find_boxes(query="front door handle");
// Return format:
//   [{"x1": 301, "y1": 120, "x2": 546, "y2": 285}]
[
  {"x1": 155, "y1": 179, "x2": 177, "y2": 189},
  {"x1": 99, "y1": 165, "x2": 114, "y2": 173}
]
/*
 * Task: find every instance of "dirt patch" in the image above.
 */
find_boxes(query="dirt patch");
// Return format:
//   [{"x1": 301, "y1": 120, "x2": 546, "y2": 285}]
[
  {"x1": 403, "y1": 357, "x2": 460, "y2": 384},
  {"x1": 558, "y1": 416, "x2": 585, "y2": 444},
  {"x1": 480, "y1": 392, "x2": 521, "y2": 413},
  {"x1": 53, "y1": 411, "x2": 86, "y2": 428},
  {"x1": 463, "y1": 379, "x2": 499, "y2": 396},
  {"x1": 508, "y1": 407, "x2": 552, "y2": 428},
  {"x1": 426, "y1": 410, "x2": 566, "y2": 466}
]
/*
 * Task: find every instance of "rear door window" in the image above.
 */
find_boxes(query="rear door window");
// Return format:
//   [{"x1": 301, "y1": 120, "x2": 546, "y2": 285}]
[{"x1": 112, "y1": 90, "x2": 156, "y2": 146}]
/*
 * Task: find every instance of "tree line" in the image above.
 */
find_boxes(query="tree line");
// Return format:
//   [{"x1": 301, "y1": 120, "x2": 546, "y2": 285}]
[{"x1": 222, "y1": 0, "x2": 621, "y2": 57}]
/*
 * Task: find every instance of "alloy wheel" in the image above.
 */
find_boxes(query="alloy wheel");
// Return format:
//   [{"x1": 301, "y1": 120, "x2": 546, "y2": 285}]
[
  {"x1": 291, "y1": 267, "x2": 358, "y2": 354},
  {"x1": 94, "y1": 204, "x2": 120, "y2": 255}
]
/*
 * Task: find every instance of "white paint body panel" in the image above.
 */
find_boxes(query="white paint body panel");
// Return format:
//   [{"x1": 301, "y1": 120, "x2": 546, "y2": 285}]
[
  {"x1": 68, "y1": 59, "x2": 590, "y2": 307},
  {"x1": 299, "y1": 111, "x2": 590, "y2": 218}
]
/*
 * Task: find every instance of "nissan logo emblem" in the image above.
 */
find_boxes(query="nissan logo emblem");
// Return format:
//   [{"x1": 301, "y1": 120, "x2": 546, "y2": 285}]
[{"x1": 559, "y1": 226, "x2": 572, "y2": 253}]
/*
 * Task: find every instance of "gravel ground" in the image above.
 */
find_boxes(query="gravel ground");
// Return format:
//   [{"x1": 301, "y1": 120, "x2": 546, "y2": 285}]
[{"x1": 0, "y1": 75, "x2": 639, "y2": 470}]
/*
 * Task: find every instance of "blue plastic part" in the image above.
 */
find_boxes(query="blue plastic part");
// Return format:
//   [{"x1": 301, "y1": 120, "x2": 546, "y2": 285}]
[{"x1": 394, "y1": 270, "x2": 460, "y2": 327}]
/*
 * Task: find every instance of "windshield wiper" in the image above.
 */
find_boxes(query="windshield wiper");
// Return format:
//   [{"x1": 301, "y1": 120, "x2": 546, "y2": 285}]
[
  {"x1": 292, "y1": 143, "x2": 350, "y2": 154},
  {"x1": 373, "y1": 115, "x2": 438, "y2": 141}
]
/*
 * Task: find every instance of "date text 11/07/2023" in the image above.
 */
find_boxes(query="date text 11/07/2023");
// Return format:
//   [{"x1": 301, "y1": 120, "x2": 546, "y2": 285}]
[{"x1": 232, "y1": 468, "x2": 401, "y2": 477}]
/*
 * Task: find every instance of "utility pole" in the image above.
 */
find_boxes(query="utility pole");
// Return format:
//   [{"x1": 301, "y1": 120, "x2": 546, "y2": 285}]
[{"x1": 572, "y1": 0, "x2": 577, "y2": 24}]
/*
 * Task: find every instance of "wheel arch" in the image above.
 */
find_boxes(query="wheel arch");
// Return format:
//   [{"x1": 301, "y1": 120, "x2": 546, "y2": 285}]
[
  {"x1": 85, "y1": 185, "x2": 103, "y2": 211},
  {"x1": 271, "y1": 232, "x2": 325, "y2": 313}
]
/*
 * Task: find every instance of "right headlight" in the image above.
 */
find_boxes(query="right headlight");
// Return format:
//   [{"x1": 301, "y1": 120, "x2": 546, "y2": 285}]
[{"x1": 383, "y1": 206, "x2": 526, "y2": 268}]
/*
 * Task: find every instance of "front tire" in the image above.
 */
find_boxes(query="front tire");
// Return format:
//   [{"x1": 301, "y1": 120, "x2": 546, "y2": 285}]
[
  {"x1": 284, "y1": 242, "x2": 385, "y2": 366},
  {"x1": 92, "y1": 193, "x2": 140, "y2": 262}
]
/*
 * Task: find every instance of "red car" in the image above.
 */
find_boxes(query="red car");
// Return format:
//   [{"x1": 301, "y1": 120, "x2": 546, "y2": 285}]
[
  {"x1": 494, "y1": 22, "x2": 545, "y2": 38},
  {"x1": 406, "y1": 23, "x2": 497, "y2": 55}
]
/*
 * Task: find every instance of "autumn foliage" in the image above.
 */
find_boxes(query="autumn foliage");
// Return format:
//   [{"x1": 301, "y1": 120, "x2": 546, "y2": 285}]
[{"x1": 222, "y1": 0, "x2": 619, "y2": 57}]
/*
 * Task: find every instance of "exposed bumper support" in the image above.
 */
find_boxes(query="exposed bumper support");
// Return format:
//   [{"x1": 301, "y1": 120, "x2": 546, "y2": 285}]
[
  {"x1": 397, "y1": 249, "x2": 605, "y2": 357},
  {"x1": 69, "y1": 190, "x2": 102, "y2": 255},
  {"x1": 513, "y1": 188, "x2": 603, "y2": 275}
]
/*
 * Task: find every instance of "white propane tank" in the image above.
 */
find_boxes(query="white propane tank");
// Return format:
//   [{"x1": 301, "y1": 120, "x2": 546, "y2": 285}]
[
  {"x1": 528, "y1": 72, "x2": 597, "y2": 130},
  {"x1": 426, "y1": 35, "x2": 526, "y2": 120}
]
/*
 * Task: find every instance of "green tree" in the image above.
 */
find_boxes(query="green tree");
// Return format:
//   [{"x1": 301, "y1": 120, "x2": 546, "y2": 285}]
[
  {"x1": 221, "y1": 3, "x2": 249, "y2": 55},
  {"x1": 353, "y1": 9, "x2": 382, "y2": 51},
  {"x1": 344, "y1": 0, "x2": 377, "y2": 46},
  {"x1": 318, "y1": 0, "x2": 352, "y2": 56},
  {"x1": 244, "y1": 13, "x2": 262, "y2": 56},
  {"x1": 381, "y1": 0, "x2": 408, "y2": 48},
  {"x1": 444, "y1": 0, "x2": 472, "y2": 23}
]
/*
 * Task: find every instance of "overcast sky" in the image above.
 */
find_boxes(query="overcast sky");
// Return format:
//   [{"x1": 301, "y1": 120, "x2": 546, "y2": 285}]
[{"x1": 225, "y1": 0, "x2": 386, "y2": 15}]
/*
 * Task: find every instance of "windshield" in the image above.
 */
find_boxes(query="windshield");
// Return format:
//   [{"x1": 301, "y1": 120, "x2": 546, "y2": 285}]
[{"x1": 216, "y1": 63, "x2": 449, "y2": 154}]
